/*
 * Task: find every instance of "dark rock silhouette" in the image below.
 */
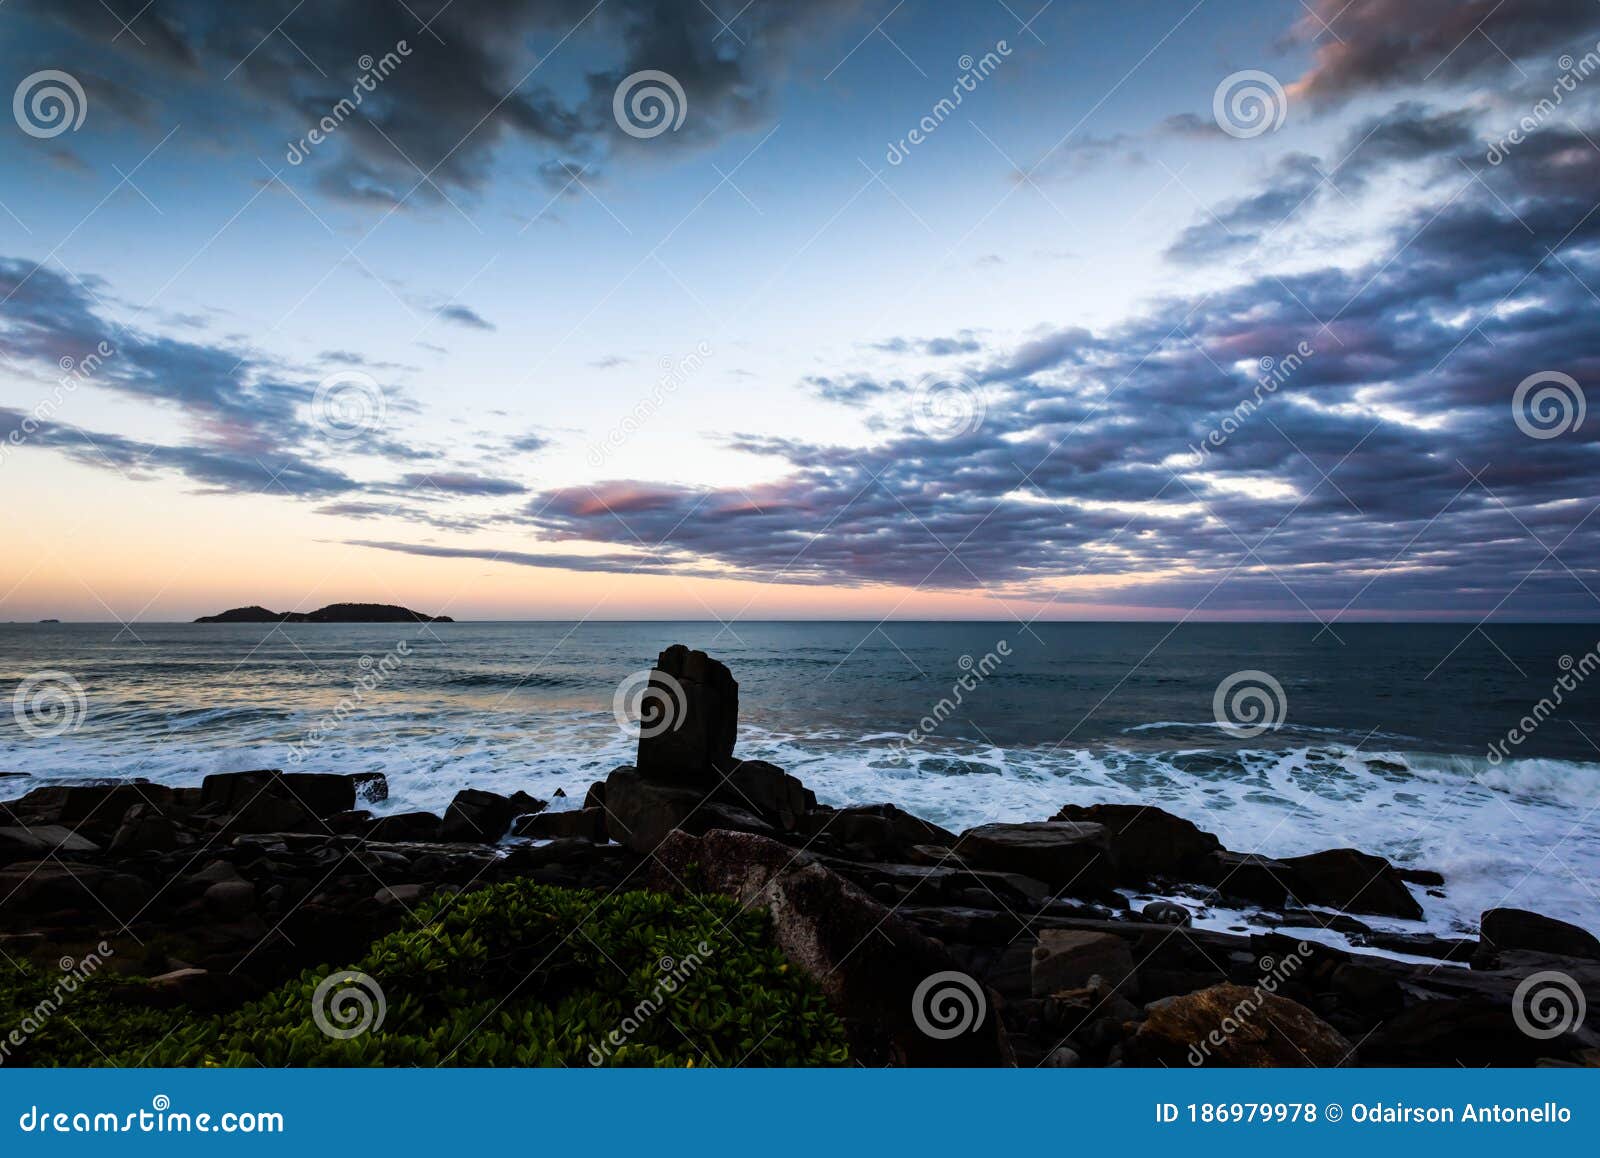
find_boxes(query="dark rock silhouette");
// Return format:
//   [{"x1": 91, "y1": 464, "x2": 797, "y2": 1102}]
[{"x1": 195, "y1": 603, "x2": 452, "y2": 623}]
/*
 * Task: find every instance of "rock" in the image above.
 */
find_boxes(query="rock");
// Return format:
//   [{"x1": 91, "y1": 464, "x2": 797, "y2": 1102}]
[
  {"x1": 715, "y1": 758, "x2": 813, "y2": 830},
  {"x1": 1125, "y1": 983, "x2": 1352, "y2": 1067},
  {"x1": 350, "y1": 773, "x2": 389, "y2": 804},
  {"x1": 1031, "y1": 930, "x2": 1136, "y2": 997},
  {"x1": 1358, "y1": 998, "x2": 1587, "y2": 1066},
  {"x1": 1279, "y1": 847, "x2": 1423, "y2": 919},
  {"x1": 367, "y1": 812, "x2": 441, "y2": 842},
  {"x1": 513, "y1": 808, "x2": 608, "y2": 842},
  {"x1": 1356, "y1": 931, "x2": 1475, "y2": 963},
  {"x1": 10, "y1": 783, "x2": 171, "y2": 831},
  {"x1": 634, "y1": 645, "x2": 738, "y2": 780},
  {"x1": 1198, "y1": 850, "x2": 1293, "y2": 906},
  {"x1": 601, "y1": 769, "x2": 705, "y2": 853},
  {"x1": 1142, "y1": 900, "x2": 1192, "y2": 926},
  {"x1": 651, "y1": 829, "x2": 1011, "y2": 1066},
  {"x1": 1480, "y1": 908, "x2": 1600, "y2": 961},
  {"x1": 109, "y1": 804, "x2": 180, "y2": 853},
  {"x1": 438, "y1": 788, "x2": 546, "y2": 842},
  {"x1": 1050, "y1": 804, "x2": 1221, "y2": 881},
  {"x1": 375, "y1": 884, "x2": 425, "y2": 906},
  {"x1": 201, "y1": 770, "x2": 355, "y2": 817},
  {"x1": 582, "y1": 780, "x2": 606, "y2": 810},
  {"x1": 601, "y1": 768, "x2": 773, "y2": 853},
  {"x1": 1396, "y1": 867, "x2": 1445, "y2": 887},
  {"x1": 203, "y1": 879, "x2": 257, "y2": 918},
  {"x1": 958, "y1": 822, "x2": 1113, "y2": 893},
  {"x1": 0, "y1": 862, "x2": 150, "y2": 920},
  {"x1": 804, "y1": 804, "x2": 958, "y2": 860},
  {"x1": 325, "y1": 809, "x2": 374, "y2": 835},
  {"x1": 139, "y1": 968, "x2": 257, "y2": 1012},
  {"x1": 0, "y1": 824, "x2": 100, "y2": 862},
  {"x1": 1041, "y1": 1046, "x2": 1082, "y2": 1067},
  {"x1": 225, "y1": 792, "x2": 320, "y2": 834}
]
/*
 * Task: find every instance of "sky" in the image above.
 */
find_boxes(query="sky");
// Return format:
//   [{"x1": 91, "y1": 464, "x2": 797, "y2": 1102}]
[{"x1": 1, "y1": 0, "x2": 1598, "y2": 623}]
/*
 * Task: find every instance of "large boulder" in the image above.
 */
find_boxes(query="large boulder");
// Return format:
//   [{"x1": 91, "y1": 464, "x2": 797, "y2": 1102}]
[
  {"x1": 201, "y1": 770, "x2": 356, "y2": 818},
  {"x1": 601, "y1": 768, "x2": 772, "y2": 853},
  {"x1": 367, "y1": 812, "x2": 442, "y2": 842},
  {"x1": 1050, "y1": 803, "x2": 1221, "y2": 882},
  {"x1": 439, "y1": 788, "x2": 546, "y2": 842},
  {"x1": 1197, "y1": 850, "x2": 1294, "y2": 906},
  {"x1": 1480, "y1": 908, "x2": 1600, "y2": 961},
  {"x1": 634, "y1": 645, "x2": 738, "y2": 780},
  {"x1": 513, "y1": 808, "x2": 608, "y2": 842},
  {"x1": 1124, "y1": 983, "x2": 1352, "y2": 1067},
  {"x1": 1279, "y1": 847, "x2": 1422, "y2": 919},
  {"x1": 958, "y1": 822, "x2": 1113, "y2": 894},
  {"x1": 715, "y1": 759, "x2": 812, "y2": 831},
  {"x1": 9, "y1": 782, "x2": 172, "y2": 829},
  {"x1": 802, "y1": 803, "x2": 958, "y2": 860},
  {"x1": 651, "y1": 829, "x2": 1012, "y2": 1065}
]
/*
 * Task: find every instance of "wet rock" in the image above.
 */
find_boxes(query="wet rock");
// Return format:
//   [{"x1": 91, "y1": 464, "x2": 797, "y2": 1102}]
[
  {"x1": 1125, "y1": 983, "x2": 1352, "y2": 1067},
  {"x1": 1356, "y1": 931, "x2": 1475, "y2": 962},
  {"x1": 1396, "y1": 867, "x2": 1445, "y2": 887},
  {"x1": 1279, "y1": 848, "x2": 1423, "y2": 919},
  {"x1": 602, "y1": 768, "x2": 773, "y2": 853},
  {"x1": 1198, "y1": 850, "x2": 1293, "y2": 906},
  {"x1": 439, "y1": 788, "x2": 546, "y2": 842},
  {"x1": 958, "y1": 822, "x2": 1113, "y2": 893},
  {"x1": 350, "y1": 772, "x2": 388, "y2": 804},
  {"x1": 634, "y1": 645, "x2": 738, "y2": 780},
  {"x1": 10, "y1": 782, "x2": 171, "y2": 827},
  {"x1": 1031, "y1": 930, "x2": 1136, "y2": 997},
  {"x1": 1051, "y1": 803, "x2": 1221, "y2": 882},
  {"x1": 1142, "y1": 900, "x2": 1192, "y2": 926},
  {"x1": 651, "y1": 828, "x2": 1012, "y2": 1065},
  {"x1": 201, "y1": 770, "x2": 355, "y2": 818},
  {"x1": 513, "y1": 808, "x2": 608, "y2": 842},
  {"x1": 225, "y1": 792, "x2": 320, "y2": 834},
  {"x1": 1480, "y1": 908, "x2": 1600, "y2": 961}
]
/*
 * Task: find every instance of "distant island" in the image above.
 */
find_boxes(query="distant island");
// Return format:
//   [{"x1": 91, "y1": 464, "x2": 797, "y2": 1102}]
[{"x1": 194, "y1": 603, "x2": 453, "y2": 624}]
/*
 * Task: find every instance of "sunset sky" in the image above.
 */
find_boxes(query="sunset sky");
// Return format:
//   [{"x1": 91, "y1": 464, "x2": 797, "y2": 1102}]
[{"x1": 2, "y1": 0, "x2": 1597, "y2": 622}]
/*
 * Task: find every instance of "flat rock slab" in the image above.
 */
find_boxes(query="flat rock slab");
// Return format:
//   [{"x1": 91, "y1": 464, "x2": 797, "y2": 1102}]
[
  {"x1": 1032, "y1": 929, "x2": 1136, "y2": 997},
  {"x1": 958, "y1": 822, "x2": 1113, "y2": 894}
]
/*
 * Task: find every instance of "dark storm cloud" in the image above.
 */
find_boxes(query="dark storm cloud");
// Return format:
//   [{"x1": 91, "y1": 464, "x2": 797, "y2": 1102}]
[
  {"x1": 22, "y1": 0, "x2": 871, "y2": 208},
  {"x1": 1288, "y1": 0, "x2": 1600, "y2": 104}
]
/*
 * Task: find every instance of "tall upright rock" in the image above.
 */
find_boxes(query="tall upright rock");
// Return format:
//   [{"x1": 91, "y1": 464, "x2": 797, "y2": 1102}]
[{"x1": 635, "y1": 644, "x2": 739, "y2": 781}]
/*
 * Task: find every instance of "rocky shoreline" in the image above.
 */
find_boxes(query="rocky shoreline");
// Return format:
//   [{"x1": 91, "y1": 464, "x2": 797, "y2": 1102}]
[{"x1": 4, "y1": 645, "x2": 1598, "y2": 1066}]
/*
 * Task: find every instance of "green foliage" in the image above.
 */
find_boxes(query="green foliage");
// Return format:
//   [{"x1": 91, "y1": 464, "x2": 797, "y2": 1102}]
[{"x1": 3, "y1": 882, "x2": 850, "y2": 1068}]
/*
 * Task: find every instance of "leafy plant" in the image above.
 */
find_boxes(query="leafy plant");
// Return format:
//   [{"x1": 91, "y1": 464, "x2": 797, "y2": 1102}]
[{"x1": 2, "y1": 882, "x2": 850, "y2": 1067}]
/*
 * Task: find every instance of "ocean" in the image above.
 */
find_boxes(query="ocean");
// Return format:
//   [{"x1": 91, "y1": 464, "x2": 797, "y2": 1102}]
[{"x1": 3, "y1": 620, "x2": 1598, "y2": 940}]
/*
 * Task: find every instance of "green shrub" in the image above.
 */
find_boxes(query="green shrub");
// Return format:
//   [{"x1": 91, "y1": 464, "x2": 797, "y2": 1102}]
[{"x1": 4, "y1": 882, "x2": 850, "y2": 1067}]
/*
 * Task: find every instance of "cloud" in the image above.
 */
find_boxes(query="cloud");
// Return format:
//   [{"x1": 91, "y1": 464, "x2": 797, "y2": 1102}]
[
  {"x1": 1288, "y1": 0, "x2": 1600, "y2": 105},
  {"x1": 398, "y1": 471, "x2": 528, "y2": 496},
  {"x1": 434, "y1": 303, "x2": 496, "y2": 331},
  {"x1": 23, "y1": 0, "x2": 874, "y2": 208}
]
